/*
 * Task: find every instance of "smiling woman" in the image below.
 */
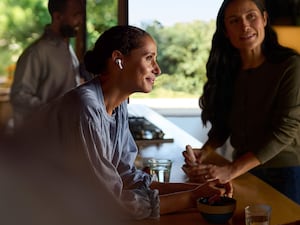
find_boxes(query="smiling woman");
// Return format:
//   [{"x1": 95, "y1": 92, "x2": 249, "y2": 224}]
[
  {"x1": 185, "y1": 0, "x2": 300, "y2": 205},
  {"x1": 7, "y1": 24, "x2": 232, "y2": 221}
]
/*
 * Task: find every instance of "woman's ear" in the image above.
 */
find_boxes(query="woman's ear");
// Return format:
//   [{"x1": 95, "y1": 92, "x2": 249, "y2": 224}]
[
  {"x1": 112, "y1": 50, "x2": 124, "y2": 70},
  {"x1": 112, "y1": 50, "x2": 124, "y2": 64}
]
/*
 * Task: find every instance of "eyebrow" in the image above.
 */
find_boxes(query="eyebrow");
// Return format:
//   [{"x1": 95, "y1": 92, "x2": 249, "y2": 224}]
[{"x1": 225, "y1": 9, "x2": 258, "y2": 19}]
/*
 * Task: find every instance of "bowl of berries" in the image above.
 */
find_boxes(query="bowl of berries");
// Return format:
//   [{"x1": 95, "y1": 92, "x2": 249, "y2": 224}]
[{"x1": 197, "y1": 196, "x2": 236, "y2": 224}]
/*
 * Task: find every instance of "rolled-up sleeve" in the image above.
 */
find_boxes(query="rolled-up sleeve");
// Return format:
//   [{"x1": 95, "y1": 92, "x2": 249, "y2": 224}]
[{"x1": 78, "y1": 99, "x2": 160, "y2": 220}]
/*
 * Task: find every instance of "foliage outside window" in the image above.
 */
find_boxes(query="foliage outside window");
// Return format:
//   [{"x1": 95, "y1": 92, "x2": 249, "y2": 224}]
[
  {"x1": 0, "y1": 0, "x2": 49, "y2": 82},
  {"x1": 131, "y1": 20, "x2": 215, "y2": 99}
]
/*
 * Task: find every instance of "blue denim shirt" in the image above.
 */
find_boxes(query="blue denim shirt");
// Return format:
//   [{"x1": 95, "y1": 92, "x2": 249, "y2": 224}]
[{"x1": 20, "y1": 77, "x2": 159, "y2": 219}]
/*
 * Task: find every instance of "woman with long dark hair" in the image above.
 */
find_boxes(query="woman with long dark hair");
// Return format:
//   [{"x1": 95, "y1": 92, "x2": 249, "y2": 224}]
[{"x1": 183, "y1": 0, "x2": 300, "y2": 204}]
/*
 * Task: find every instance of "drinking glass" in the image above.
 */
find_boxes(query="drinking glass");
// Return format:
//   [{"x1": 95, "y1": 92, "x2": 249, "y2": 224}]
[
  {"x1": 147, "y1": 159, "x2": 172, "y2": 182},
  {"x1": 245, "y1": 204, "x2": 272, "y2": 225}
]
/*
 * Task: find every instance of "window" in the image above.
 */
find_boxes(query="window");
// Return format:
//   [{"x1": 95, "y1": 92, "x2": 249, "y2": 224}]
[
  {"x1": 127, "y1": 0, "x2": 223, "y2": 115},
  {"x1": 86, "y1": 0, "x2": 118, "y2": 51}
]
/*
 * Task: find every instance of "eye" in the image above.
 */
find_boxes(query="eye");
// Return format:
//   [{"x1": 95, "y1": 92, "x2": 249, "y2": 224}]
[
  {"x1": 228, "y1": 17, "x2": 239, "y2": 25},
  {"x1": 146, "y1": 55, "x2": 153, "y2": 61},
  {"x1": 247, "y1": 12, "x2": 257, "y2": 21}
]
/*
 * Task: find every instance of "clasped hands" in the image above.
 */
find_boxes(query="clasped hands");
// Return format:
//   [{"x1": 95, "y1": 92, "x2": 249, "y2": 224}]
[{"x1": 182, "y1": 145, "x2": 233, "y2": 197}]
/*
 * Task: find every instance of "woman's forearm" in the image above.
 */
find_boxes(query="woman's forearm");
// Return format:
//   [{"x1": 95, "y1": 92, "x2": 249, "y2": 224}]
[
  {"x1": 150, "y1": 181, "x2": 198, "y2": 195},
  {"x1": 230, "y1": 152, "x2": 261, "y2": 180},
  {"x1": 159, "y1": 191, "x2": 193, "y2": 215}
]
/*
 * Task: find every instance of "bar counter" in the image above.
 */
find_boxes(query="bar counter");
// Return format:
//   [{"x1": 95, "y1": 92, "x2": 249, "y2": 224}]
[{"x1": 128, "y1": 103, "x2": 300, "y2": 225}]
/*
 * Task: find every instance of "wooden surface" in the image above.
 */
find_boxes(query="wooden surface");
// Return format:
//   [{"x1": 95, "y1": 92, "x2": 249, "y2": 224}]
[{"x1": 128, "y1": 103, "x2": 300, "y2": 225}]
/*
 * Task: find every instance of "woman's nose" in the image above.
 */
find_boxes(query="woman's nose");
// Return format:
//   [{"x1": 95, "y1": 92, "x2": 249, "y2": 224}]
[
  {"x1": 241, "y1": 18, "x2": 250, "y2": 31},
  {"x1": 154, "y1": 62, "x2": 161, "y2": 76}
]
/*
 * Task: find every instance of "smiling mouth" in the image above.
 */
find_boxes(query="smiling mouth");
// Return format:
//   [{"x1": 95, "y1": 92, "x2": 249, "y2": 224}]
[
  {"x1": 240, "y1": 33, "x2": 256, "y2": 40},
  {"x1": 146, "y1": 77, "x2": 155, "y2": 84}
]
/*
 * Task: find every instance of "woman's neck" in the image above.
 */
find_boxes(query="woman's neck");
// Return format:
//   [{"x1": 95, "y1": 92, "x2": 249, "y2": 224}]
[
  {"x1": 240, "y1": 49, "x2": 265, "y2": 70},
  {"x1": 99, "y1": 76, "x2": 129, "y2": 116}
]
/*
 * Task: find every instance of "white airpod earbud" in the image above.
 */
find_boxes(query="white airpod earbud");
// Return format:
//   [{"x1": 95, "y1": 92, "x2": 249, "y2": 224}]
[{"x1": 115, "y1": 59, "x2": 123, "y2": 70}]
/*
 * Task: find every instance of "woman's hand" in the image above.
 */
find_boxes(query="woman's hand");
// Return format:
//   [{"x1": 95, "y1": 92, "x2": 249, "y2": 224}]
[
  {"x1": 182, "y1": 145, "x2": 206, "y2": 166},
  {"x1": 182, "y1": 145, "x2": 234, "y2": 183},
  {"x1": 185, "y1": 163, "x2": 234, "y2": 184},
  {"x1": 191, "y1": 180, "x2": 234, "y2": 205},
  {"x1": 183, "y1": 150, "x2": 261, "y2": 184}
]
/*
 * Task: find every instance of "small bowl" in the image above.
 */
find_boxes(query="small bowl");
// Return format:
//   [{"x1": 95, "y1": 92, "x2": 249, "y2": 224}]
[{"x1": 197, "y1": 196, "x2": 236, "y2": 224}]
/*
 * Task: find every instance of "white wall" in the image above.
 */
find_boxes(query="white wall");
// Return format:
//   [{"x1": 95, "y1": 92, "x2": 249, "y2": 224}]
[
  {"x1": 164, "y1": 115, "x2": 233, "y2": 161},
  {"x1": 165, "y1": 116, "x2": 209, "y2": 144}
]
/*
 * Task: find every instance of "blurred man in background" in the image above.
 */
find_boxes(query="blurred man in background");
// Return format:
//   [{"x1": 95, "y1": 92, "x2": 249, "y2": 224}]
[{"x1": 10, "y1": 0, "x2": 84, "y2": 129}]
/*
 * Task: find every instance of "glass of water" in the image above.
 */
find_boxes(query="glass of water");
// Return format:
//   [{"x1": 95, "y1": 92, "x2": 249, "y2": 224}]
[
  {"x1": 245, "y1": 204, "x2": 272, "y2": 225},
  {"x1": 147, "y1": 159, "x2": 172, "y2": 183}
]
